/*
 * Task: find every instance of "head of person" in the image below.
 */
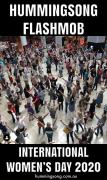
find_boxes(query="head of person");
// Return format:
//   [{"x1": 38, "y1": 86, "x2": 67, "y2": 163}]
[
  {"x1": 69, "y1": 121, "x2": 74, "y2": 128},
  {"x1": 47, "y1": 122, "x2": 51, "y2": 128},
  {"x1": 16, "y1": 129, "x2": 20, "y2": 136},
  {"x1": 92, "y1": 99, "x2": 96, "y2": 104},
  {"x1": 80, "y1": 91, "x2": 84, "y2": 96}
]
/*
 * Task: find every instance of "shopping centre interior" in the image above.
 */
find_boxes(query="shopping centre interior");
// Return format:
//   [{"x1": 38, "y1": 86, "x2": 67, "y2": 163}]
[{"x1": 0, "y1": 36, "x2": 107, "y2": 144}]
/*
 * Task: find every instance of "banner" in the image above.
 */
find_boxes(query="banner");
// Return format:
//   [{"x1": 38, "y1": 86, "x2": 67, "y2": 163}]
[
  {"x1": 0, "y1": 145, "x2": 106, "y2": 179},
  {"x1": 0, "y1": 0, "x2": 106, "y2": 35}
]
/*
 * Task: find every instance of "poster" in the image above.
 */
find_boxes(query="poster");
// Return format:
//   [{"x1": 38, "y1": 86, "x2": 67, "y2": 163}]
[{"x1": 0, "y1": 0, "x2": 107, "y2": 179}]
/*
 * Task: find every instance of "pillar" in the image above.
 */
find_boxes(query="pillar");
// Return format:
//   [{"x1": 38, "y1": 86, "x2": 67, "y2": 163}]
[
  {"x1": 41, "y1": 36, "x2": 46, "y2": 48},
  {"x1": 55, "y1": 36, "x2": 63, "y2": 47}
]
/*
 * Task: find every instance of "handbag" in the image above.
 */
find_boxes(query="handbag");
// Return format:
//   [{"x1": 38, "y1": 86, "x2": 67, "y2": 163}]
[{"x1": 63, "y1": 127, "x2": 71, "y2": 134}]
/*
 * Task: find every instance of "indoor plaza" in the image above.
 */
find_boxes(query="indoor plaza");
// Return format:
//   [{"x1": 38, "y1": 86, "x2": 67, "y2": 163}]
[{"x1": 0, "y1": 36, "x2": 107, "y2": 144}]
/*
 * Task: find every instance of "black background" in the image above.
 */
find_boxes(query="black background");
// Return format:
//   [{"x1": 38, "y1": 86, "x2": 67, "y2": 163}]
[
  {"x1": 0, "y1": 0, "x2": 106, "y2": 35},
  {"x1": 0, "y1": 145, "x2": 106, "y2": 179},
  {"x1": 0, "y1": 0, "x2": 107, "y2": 179}
]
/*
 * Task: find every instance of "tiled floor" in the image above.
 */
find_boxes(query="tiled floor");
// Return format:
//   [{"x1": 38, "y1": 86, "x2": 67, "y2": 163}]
[{"x1": 0, "y1": 50, "x2": 107, "y2": 144}]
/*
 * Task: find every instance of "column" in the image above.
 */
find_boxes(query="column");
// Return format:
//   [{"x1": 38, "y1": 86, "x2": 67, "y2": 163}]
[
  {"x1": 41, "y1": 36, "x2": 46, "y2": 48},
  {"x1": 20, "y1": 36, "x2": 27, "y2": 46},
  {"x1": 55, "y1": 36, "x2": 63, "y2": 47}
]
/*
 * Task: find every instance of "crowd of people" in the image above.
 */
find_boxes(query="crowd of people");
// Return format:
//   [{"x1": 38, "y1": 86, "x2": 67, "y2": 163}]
[{"x1": 0, "y1": 38, "x2": 107, "y2": 144}]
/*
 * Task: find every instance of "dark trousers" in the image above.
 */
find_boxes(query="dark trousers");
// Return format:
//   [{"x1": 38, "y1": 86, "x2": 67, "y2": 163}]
[
  {"x1": 67, "y1": 131, "x2": 74, "y2": 144},
  {"x1": 93, "y1": 82, "x2": 98, "y2": 90},
  {"x1": 19, "y1": 70, "x2": 23, "y2": 76},
  {"x1": 46, "y1": 134, "x2": 53, "y2": 143},
  {"x1": 55, "y1": 64, "x2": 58, "y2": 71},
  {"x1": 96, "y1": 126, "x2": 103, "y2": 136},
  {"x1": 76, "y1": 123, "x2": 84, "y2": 132},
  {"x1": 15, "y1": 105, "x2": 20, "y2": 116},
  {"x1": 19, "y1": 127, "x2": 26, "y2": 137},
  {"x1": 83, "y1": 87, "x2": 87, "y2": 95},
  {"x1": 58, "y1": 102, "x2": 63, "y2": 110},
  {"x1": 65, "y1": 102, "x2": 68, "y2": 114},
  {"x1": 9, "y1": 112, "x2": 16, "y2": 123},
  {"x1": 67, "y1": 87, "x2": 71, "y2": 94},
  {"x1": 89, "y1": 111, "x2": 94, "y2": 119},
  {"x1": 35, "y1": 105, "x2": 39, "y2": 113},
  {"x1": 38, "y1": 127, "x2": 45, "y2": 135},
  {"x1": 80, "y1": 70, "x2": 83, "y2": 78},
  {"x1": 40, "y1": 99, "x2": 44, "y2": 106},
  {"x1": 105, "y1": 79, "x2": 107, "y2": 86}
]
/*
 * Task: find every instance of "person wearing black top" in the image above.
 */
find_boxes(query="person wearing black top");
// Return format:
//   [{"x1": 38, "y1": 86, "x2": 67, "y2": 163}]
[
  {"x1": 93, "y1": 75, "x2": 99, "y2": 90},
  {"x1": 14, "y1": 98, "x2": 20, "y2": 116},
  {"x1": 57, "y1": 93, "x2": 64, "y2": 111},
  {"x1": 57, "y1": 84, "x2": 64, "y2": 94},
  {"x1": 44, "y1": 123, "x2": 53, "y2": 143},
  {"x1": 24, "y1": 84, "x2": 32, "y2": 104},
  {"x1": 74, "y1": 132, "x2": 88, "y2": 144},
  {"x1": 0, "y1": 115, "x2": 10, "y2": 140},
  {"x1": 50, "y1": 77, "x2": 58, "y2": 89},
  {"x1": 89, "y1": 99, "x2": 96, "y2": 119},
  {"x1": 47, "y1": 64, "x2": 51, "y2": 75}
]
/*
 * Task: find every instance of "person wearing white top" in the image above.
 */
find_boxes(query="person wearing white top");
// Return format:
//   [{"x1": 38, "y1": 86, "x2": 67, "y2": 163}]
[{"x1": 16, "y1": 116, "x2": 27, "y2": 137}]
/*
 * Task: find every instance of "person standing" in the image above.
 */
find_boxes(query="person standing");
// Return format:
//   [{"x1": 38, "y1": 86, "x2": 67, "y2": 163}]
[
  {"x1": 24, "y1": 84, "x2": 32, "y2": 104},
  {"x1": 0, "y1": 115, "x2": 9, "y2": 139},
  {"x1": 57, "y1": 92, "x2": 64, "y2": 111},
  {"x1": 65, "y1": 93, "x2": 70, "y2": 114},
  {"x1": 36, "y1": 113, "x2": 49, "y2": 135},
  {"x1": 58, "y1": 61, "x2": 63, "y2": 78},
  {"x1": 16, "y1": 116, "x2": 27, "y2": 137},
  {"x1": 47, "y1": 103, "x2": 58, "y2": 125},
  {"x1": 49, "y1": 87, "x2": 57, "y2": 106},
  {"x1": 96, "y1": 91, "x2": 104, "y2": 108},
  {"x1": 69, "y1": 94, "x2": 76, "y2": 118},
  {"x1": 32, "y1": 93, "x2": 40, "y2": 113},
  {"x1": 89, "y1": 99, "x2": 96, "y2": 119},
  {"x1": 60, "y1": 120, "x2": 74, "y2": 144},
  {"x1": 94, "y1": 113, "x2": 106, "y2": 136},
  {"x1": 25, "y1": 103, "x2": 35, "y2": 121},
  {"x1": 15, "y1": 129, "x2": 26, "y2": 144},
  {"x1": 75, "y1": 111, "x2": 84, "y2": 133},
  {"x1": 44, "y1": 123, "x2": 53, "y2": 143},
  {"x1": 93, "y1": 75, "x2": 99, "y2": 90},
  {"x1": 7, "y1": 102, "x2": 16, "y2": 123}
]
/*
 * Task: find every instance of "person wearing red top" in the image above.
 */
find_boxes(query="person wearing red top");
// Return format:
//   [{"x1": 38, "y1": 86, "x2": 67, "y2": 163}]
[
  {"x1": 32, "y1": 93, "x2": 40, "y2": 113},
  {"x1": 7, "y1": 102, "x2": 16, "y2": 123},
  {"x1": 66, "y1": 61, "x2": 72, "y2": 74},
  {"x1": 97, "y1": 67, "x2": 102, "y2": 84},
  {"x1": 34, "y1": 113, "x2": 49, "y2": 135}
]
